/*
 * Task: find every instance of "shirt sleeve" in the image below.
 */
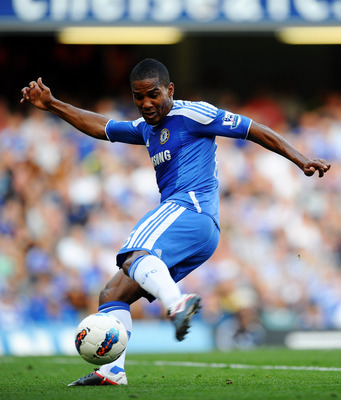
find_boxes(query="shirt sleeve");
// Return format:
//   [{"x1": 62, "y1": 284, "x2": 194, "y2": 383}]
[
  {"x1": 105, "y1": 119, "x2": 145, "y2": 145},
  {"x1": 187, "y1": 108, "x2": 252, "y2": 140}
]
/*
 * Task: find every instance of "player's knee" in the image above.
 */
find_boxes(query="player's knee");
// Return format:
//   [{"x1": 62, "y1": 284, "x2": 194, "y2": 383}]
[
  {"x1": 121, "y1": 261, "x2": 130, "y2": 276},
  {"x1": 98, "y1": 269, "x2": 145, "y2": 306},
  {"x1": 122, "y1": 250, "x2": 150, "y2": 276}
]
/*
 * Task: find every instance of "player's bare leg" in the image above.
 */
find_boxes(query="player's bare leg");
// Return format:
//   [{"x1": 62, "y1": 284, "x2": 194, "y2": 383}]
[{"x1": 99, "y1": 267, "x2": 147, "y2": 306}]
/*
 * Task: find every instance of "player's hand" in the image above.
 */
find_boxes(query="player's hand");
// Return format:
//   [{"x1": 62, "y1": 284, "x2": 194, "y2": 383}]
[
  {"x1": 20, "y1": 77, "x2": 53, "y2": 110},
  {"x1": 303, "y1": 158, "x2": 331, "y2": 178}
]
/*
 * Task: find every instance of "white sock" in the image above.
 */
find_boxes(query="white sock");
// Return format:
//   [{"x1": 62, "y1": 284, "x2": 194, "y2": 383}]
[
  {"x1": 129, "y1": 255, "x2": 182, "y2": 309},
  {"x1": 97, "y1": 302, "x2": 131, "y2": 375}
]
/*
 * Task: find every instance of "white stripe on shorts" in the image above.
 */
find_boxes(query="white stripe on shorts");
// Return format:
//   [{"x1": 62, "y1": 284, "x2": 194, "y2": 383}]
[{"x1": 126, "y1": 202, "x2": 186, "y2": 250}]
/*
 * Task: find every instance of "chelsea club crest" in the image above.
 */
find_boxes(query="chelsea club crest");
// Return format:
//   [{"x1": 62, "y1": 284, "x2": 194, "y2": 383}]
[{"x1": 159, "y1": 128, "x2": 170, "y2": 144}]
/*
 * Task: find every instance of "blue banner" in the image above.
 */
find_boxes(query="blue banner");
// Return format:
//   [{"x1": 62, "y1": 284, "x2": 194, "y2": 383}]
[
  {"x1": 0, "y1": 320, "x2": 213, "y2": 355},
  {"x1": 0, "y1": 0, "x2": 341, "y2": 30}
]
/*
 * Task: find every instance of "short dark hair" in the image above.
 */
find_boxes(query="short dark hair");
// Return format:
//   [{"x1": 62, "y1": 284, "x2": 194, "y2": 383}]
[{"x1": 130, "y1": 58, "x2": 170, "y2": 87}]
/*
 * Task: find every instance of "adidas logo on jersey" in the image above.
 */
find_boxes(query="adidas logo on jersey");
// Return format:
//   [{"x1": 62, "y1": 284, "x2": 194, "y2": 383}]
[{"x1": 155, "y1": 249, "x2": 162, "y2": 258}]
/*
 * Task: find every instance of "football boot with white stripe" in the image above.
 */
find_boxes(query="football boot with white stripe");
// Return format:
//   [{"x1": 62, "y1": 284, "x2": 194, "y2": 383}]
[
  {"x1": 68, "y1": 369, "x2": 127, "y2": 386},
  {"x1": 167, "y1": 294, "x2": 201, "y2": 341}
]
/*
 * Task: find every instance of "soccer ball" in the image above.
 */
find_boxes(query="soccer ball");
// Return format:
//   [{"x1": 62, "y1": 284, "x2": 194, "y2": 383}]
[{"x1": 74, "y1": 313, "x2": 128, "y2": 365}]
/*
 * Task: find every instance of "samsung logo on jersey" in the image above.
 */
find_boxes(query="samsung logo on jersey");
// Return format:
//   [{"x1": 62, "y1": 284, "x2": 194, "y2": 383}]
[
  {"x1": 222, "y1": 111, "x2": 241, "y2": 129},
  {"x1": 151, "y1": 150, "x2": 171, "y2": 167}
]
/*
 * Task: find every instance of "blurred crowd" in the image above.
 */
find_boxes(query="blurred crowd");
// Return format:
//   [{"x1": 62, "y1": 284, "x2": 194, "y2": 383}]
[{"x1": 0, "y1": 87, "x2": 340, "y2": 349}]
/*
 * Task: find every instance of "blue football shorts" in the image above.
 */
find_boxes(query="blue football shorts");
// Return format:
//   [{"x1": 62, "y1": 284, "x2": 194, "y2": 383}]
[{"x1": 116, "y1": 200, "x2": 220, "y2": 283}]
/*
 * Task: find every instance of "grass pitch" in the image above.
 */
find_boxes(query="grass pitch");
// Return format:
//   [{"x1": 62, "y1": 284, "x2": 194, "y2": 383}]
[{"x1": 1, "y1": 348, "x2": 341, "y2": 400}]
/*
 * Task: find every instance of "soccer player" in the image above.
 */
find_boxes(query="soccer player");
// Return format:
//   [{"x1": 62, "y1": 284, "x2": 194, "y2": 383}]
[{"x1": 21, "y1": 58, "x2": 330, "y2": 386}]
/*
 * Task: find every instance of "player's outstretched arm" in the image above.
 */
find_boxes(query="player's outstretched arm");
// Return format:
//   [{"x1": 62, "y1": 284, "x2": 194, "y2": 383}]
[
  {"x1": 21, "y1": 78, "x2": 109, "y2": 140},
  {"x1": 247, "y1": 121, "x2": 331, "y2": 178}
]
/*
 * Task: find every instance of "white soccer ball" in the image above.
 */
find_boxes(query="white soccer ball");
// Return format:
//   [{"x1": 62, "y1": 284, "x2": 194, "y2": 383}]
[{"x1": 74, "y1": 313, "x2": 128, "y2": 365}]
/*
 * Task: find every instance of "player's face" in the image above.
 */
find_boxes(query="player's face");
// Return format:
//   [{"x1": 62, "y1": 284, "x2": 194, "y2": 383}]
[{"x1": 131, "y1": 78, "x2": 174, "y2": 125}]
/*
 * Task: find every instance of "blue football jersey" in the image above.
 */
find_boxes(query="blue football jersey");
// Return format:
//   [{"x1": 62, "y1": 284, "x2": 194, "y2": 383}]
[{"x1": 105, "y1": 100, "x2": 252, "y2": 227}]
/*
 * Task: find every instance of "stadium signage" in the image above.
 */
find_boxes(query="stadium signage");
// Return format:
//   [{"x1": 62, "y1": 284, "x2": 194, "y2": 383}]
[{"x1": 1, "y1": 0, "x2": 341, "y2": 29}]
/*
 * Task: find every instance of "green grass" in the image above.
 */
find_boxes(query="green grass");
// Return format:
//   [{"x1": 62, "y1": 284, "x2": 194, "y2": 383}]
[{"x1": 1, "y1": 348, "x2": 341, "y2": 400}]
